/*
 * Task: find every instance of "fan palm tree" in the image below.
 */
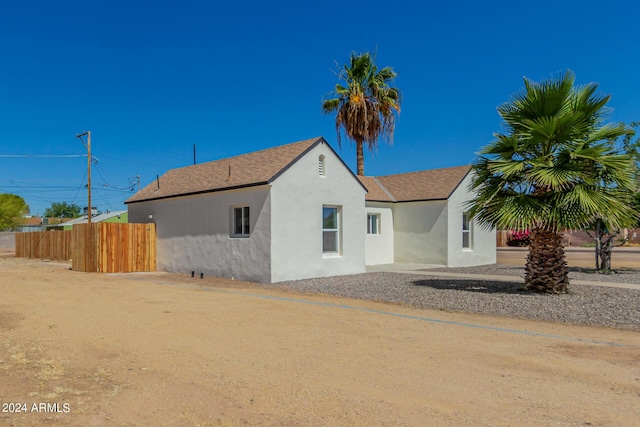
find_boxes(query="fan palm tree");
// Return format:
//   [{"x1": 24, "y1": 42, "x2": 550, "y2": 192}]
[
  {"x1": 468, "y1": 71, "x2": 636, "y2": 293},
  {"x1": 322, "y1": 52, "x2": 401, "y2": 176}
]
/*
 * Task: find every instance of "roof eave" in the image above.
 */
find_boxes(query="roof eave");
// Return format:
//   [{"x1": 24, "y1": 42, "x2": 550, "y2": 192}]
[
  {"x1": 443, "y1": 167, "x2": 472, "y2": 200},
  {"x1": 394, "y1": 197, "x2": 449, "y2": 203},
  {"x1": 125, "y1": 181, "x2": 270, "y2": 204}
]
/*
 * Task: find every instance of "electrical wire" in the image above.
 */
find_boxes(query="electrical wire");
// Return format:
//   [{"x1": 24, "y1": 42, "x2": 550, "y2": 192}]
[
  {"x1": 0, "y1": 154, "x2": 87, "y2": 158},
  {"x1": 1, "y1": 146, "x2": 137, "y2": 212},
  {"x1": 94, "y1": 163, "x2": 136, "y2": 191},
  {"x1": 70, "y1": 170, "x2": 88, "y2": 206}
]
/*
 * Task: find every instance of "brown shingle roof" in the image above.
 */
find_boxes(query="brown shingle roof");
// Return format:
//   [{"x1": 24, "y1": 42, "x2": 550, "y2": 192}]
[
  {"x1": 126, "y1": 137, "x2": 324, "y2": 204},
  {"x1": 371, "y1": 165, "x2": 471, "y2": 202},
  {"x1": 21, "y1": 217, "x2": 43, "y2": 226},
  {"x1": 357, "y1": 176, "x2": 395, "y2": 202}
]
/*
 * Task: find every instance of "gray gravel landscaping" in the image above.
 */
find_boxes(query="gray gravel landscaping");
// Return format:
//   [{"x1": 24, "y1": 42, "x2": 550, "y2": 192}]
[{"x1": 269, "y1": 264, "x2": 640, "y2": 331}]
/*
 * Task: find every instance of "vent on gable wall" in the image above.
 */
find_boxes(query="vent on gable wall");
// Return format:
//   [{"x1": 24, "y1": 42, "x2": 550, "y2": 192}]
[{"x1": 318, "y1": 155, "x2": 325, "y2": 176}]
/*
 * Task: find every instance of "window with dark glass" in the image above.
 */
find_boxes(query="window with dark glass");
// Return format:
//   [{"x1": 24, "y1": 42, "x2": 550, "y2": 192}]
[
  {"x1": 233, "y1": 206, "x2": 250, "y2": 236},
  {"x1": 367, "y1": 213, "x2": 380, "y2": 234}
]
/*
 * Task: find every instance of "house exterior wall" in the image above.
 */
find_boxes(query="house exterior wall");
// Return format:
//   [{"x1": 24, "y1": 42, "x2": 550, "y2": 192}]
[
  {"x1": 128, "y1": 186, "x2": 272, "y2": 283},
  {"x1": 446, "y1": 173, "x2": 496, "y2": 266},
  {"x1": 269, "y1": 143, "x2": 366, "y2": 282},
  {"x1": 393, "y1": 200, "x2": 448, "y2": 265},
  {"x1": 364, "y1": 202, "x2": 394, "y2": 265}
]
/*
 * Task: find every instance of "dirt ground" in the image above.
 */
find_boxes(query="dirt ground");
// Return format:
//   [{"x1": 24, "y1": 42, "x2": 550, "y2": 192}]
[
  {"x1": 1, "y1": 257, "x2": 639, "y2": 426},
  {"x1": 497, "y1": 246, "x2": 640, "y2": 269}
]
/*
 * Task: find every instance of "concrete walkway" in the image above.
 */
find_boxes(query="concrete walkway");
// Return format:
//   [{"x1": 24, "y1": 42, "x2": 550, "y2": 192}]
[{"x1": 366, "y1": 263, "x2": 640, "y2": 291}]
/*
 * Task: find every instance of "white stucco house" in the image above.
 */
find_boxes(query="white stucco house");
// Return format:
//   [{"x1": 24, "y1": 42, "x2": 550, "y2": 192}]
[
  {"x1": 126, "y1": 137, "x2": 495, "y2": 283},
  {"x1": 358, "y1": 168, "x2": 495, "y2": 267}
]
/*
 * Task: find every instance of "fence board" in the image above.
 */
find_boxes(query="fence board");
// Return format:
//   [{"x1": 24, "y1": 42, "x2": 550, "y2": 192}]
[
  {"x1": 70, "y1": 223, "x2": 155, "y2": 273},
  {"x1": 16, "y1": 223, "x2": 155, "y2": 273},
  {"x1": 71, "y1": 223, "x2": 97, "y2": 272},
  {"x1": 15, "y1": 230, "x2": 72, "y2": 261}
]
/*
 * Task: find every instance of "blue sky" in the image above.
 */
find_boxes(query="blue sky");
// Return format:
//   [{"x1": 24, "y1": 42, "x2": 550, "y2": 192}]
[{"x1": 1, "y1": 0, "x2": 638, "y2": 216}]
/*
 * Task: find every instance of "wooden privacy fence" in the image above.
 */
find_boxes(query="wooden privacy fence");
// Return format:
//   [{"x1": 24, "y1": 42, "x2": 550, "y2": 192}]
[
  {"x1": 15, "y1": 223, "x2": 156, "y2": 273},
  {"x1": 72, "y1": 223, "x2": 156, "y2": 273},
  {"x1": 15, "y1": 230, "x2": 72, "y2": 261}
]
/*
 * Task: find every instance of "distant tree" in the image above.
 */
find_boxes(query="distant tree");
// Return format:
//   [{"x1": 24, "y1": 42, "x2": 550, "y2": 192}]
[
  {"x1": 0, "y1": 193, "x2": 29, "y2": 231},
  {"x1": 467, "y1": 71, "x2": 636, "y2": 293},
  {"x1": 623, "y1": 122, "x2": 640, "y2": 228},
  {"x1": 43, "y1": 202, "x2": 81, "y2": 218},
  {"x1": 584, "y1": 122, "x2": 640, "y2": 270},
  {"x1": 322, "y1": 51, "x2": 401, "y2": 176},
  {"x1": 584, "y1": 209, "x2": 636, "y2": 271}
]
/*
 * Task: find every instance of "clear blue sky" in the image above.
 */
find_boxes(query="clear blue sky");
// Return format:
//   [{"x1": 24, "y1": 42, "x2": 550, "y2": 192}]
[{"x1": 1, "y1": 0, "x2": 638, "y2": 216}]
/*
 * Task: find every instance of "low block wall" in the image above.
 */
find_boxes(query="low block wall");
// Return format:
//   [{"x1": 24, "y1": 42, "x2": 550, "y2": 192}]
[
  {"x1": 497, "y1": 228, "x2": 640, "y2": 247},
  {"x1": 0, "y1": 232, "x2": 15, "y2": 252}
]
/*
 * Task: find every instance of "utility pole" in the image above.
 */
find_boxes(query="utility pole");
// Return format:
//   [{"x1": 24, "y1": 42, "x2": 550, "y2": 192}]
[{"x1": 76, "y1": 131, "x2": 92, "y2": 224}]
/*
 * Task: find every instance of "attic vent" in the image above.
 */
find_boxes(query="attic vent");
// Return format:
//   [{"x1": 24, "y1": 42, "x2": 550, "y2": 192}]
[{"x1": 318, "y1": 155, "x2": 325, "y2": 176}]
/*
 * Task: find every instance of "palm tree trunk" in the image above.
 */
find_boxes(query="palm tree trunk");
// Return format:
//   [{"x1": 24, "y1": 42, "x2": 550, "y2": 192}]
[
  {"x1": 524, "y1": 228, "x2": 569, "y2": 293},
  {"x1": 356, "y1": 141, "x2": 364, "y2": 176},
  {"x1": 600, "y1": 235, "x2": 614, "y2": 271},
  {"x1": 594, "y1": 220, "x2": 602, "y2": 270}
]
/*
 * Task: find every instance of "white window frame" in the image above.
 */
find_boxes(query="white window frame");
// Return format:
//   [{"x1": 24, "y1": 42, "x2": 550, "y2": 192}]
[
  {"x1": 367, "y1": 213, "x2": 380, "y2": 235},
  {"x1": 322, "y1": 205, "x2": 341, "y2": 255},
  {"x1": 462, "y1": 211, "x2": 473, "y2": 250},
  {"x1": 231, "y1": 205, "x2": 250, "y2": 237}
]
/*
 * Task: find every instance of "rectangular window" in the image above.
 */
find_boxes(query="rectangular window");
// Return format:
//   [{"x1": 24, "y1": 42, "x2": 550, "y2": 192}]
[
  {"x1": 232, "y1": 206, "x2": 250, "y2": 236},
  {"x1": 462, "y1": 211, "x2": 473, "y2": 249},
  {"x1": 367, "y1": 213, "x2": 380, "y2": 234},
  {"x1": 322, "y1": 206, "x2": 340, "y2": 253}
]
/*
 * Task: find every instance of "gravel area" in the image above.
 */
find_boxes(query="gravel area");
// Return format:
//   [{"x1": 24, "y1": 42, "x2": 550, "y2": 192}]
[{"x1": 269, "y1": 265, "x2": 640, "y2": 331}]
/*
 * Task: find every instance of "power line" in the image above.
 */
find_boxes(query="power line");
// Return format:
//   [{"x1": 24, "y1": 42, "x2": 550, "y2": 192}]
[
  {"x1": 70, "y1": 169, "x2": 88, "y2": 206},
  {"x1": 5, "y1": 179, "x2": 85, "y2": 183},
  {"x1": 0, "y1": 154, "x2": 87, "y2": 158},
  {"x1": 1, "y1": 133, "x2": 136, "y2": 211},
  {"x1": 94, "y1": 163, "x2": 137, "y2": 191},
  {"x1": 76, "y1": 131, "x2": 92, "y2": 224}
]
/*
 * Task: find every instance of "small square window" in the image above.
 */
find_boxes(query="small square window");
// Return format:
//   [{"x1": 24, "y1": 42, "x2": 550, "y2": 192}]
[
  {"x1": 367, "y1": 213, "x2": 380, "y2": 234},
  {"x1": 232, "y1": 206, "x2": 250, "y2": 237}
]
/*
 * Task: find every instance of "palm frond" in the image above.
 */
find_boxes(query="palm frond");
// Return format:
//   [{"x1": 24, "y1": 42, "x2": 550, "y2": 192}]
[
  {"x1": 322, "y1": 51, "x2": 401, "y2": 173},
  {"x1": 468, "y1": 69, "x2": 637, "y2": 233}
]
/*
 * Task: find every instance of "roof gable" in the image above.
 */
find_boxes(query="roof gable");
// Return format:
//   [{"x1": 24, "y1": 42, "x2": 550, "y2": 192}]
[
  {"x1": 364, "y1": 165, "x2": 471, "y2": 202},
  {"x1": 126, "y1": 137, "x2": 325, "y2": 204}
]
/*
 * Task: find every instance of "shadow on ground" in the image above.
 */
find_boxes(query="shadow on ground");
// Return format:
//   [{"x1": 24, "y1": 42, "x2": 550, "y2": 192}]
[{"x1": 412, "y1": 278, "x2": 529, "y2": 295}]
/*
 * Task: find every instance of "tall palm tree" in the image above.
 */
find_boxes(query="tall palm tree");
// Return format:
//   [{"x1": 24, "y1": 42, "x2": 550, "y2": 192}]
[
  {"x1": 322, "y1": 52, "x2": 401, "y2": 176},
  {"x1": 468, "y1": 71, "x2": 636, "y2": 293}
]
